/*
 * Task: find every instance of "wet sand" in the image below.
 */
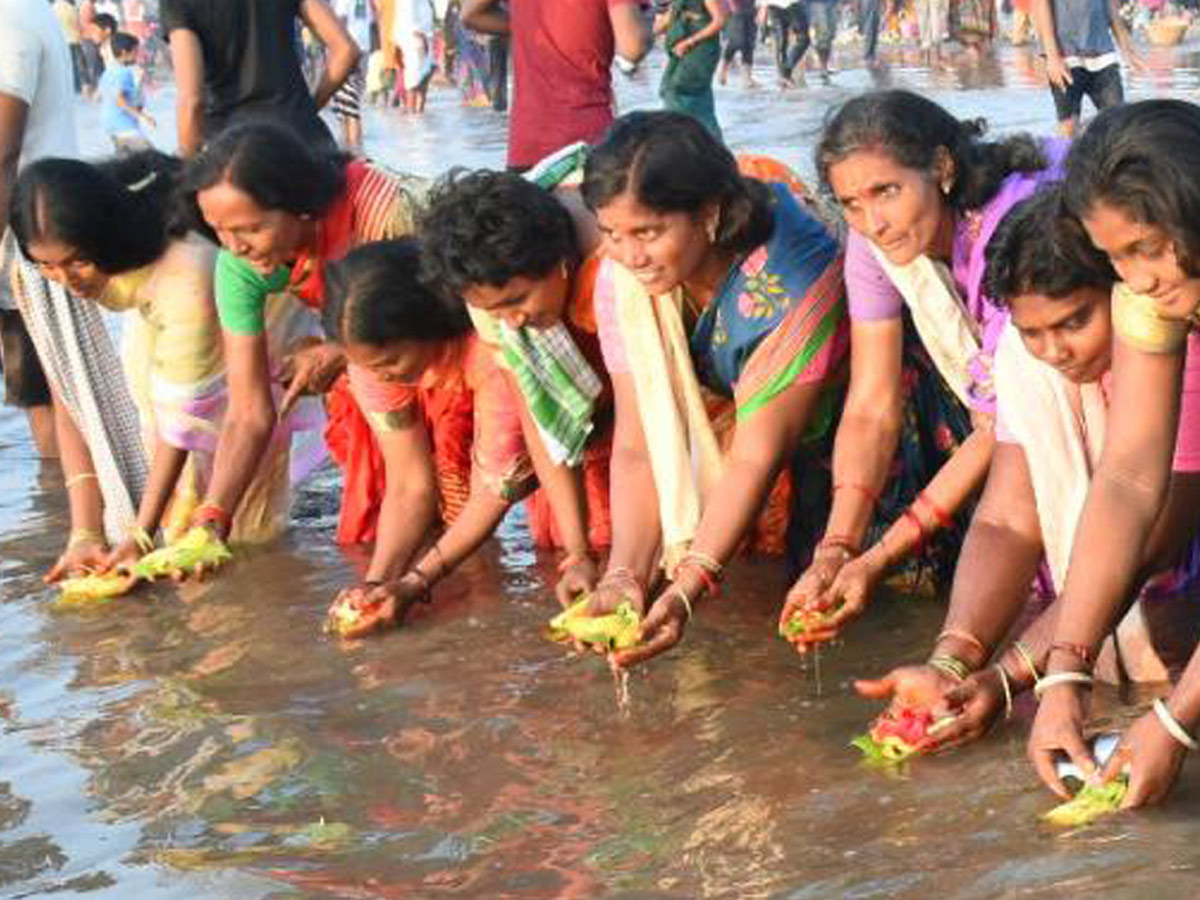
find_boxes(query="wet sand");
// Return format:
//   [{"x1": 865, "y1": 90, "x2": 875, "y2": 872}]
[{"x1": 2, "y1": 37, "x2": 1200, "y2": 900}]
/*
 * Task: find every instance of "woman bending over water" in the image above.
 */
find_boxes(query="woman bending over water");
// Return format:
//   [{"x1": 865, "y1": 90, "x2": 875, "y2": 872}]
[
  {"x1": 183, "y1": 121, "x2": 426, "y2": 552},
  {"x1": 781, "y1": 90, "x2": 1065, "y2": 651},
  {"x1": 324, "y1": 239, "x2": 555, "y2": 635},
  {"x1": 856, "y1": 190, "x2": 1200, "y2": 757},
  {"x1": 1029, "y1": 100, "x2": 1200, "y2": 808},
  {"x1": 11, "y1": 152, "x2": 322, "y2": 580},
  {"x1": 579, "y1": 110, "x2": 848, "y2": 666}
]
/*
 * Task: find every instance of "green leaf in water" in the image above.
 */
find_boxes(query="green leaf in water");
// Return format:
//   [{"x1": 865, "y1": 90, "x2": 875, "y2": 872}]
[{"x1": 1042, "y1": 779, "x2": 1128, "y2": 827}]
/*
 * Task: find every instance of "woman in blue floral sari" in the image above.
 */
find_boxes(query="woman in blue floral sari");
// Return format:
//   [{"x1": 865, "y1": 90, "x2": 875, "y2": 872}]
[{"x1": 576, "y1": 111, "x2": 848, "y2": 666}]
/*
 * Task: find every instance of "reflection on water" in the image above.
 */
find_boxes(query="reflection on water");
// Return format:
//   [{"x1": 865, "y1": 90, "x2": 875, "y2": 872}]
[{"x1": 5, "y1": 39, "x2": 1200, "y2": 900}]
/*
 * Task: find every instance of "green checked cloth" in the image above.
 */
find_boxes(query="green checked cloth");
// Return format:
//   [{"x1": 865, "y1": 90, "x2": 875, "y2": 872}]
[
  {"x1": 486, "y1": 142, "x2": 603, "y2": 466},
  {"x1": 498, "y1": 320, "x2": 602, "y2": 466}
]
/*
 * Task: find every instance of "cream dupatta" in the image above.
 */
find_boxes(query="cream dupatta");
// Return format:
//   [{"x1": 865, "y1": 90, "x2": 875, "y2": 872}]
[
  {"x1": 994, "y1": 312, "x2": 1166, "y2": 681},
  {"x1": 867, "y1": 243, "x2": 981, "y2": 408},
  {"x1": 609, "y1": 263, "x2": 724, "y2": 572}
]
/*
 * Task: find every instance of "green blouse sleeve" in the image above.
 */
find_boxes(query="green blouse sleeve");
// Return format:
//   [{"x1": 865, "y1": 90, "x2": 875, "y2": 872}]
[{"x1": 214, "y1": 250, "x2": 290, "y2": 336}]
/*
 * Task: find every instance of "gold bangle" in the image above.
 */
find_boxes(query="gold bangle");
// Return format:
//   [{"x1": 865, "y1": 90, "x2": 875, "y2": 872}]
[
  {"x1": 936, "y1": 626, "x2": 988, "y2": 660},
  {"x1": 683, "y1": 549, "x2": 724, "y2": 578},
  {"x1": 1011, "y1": 640, "x2": 1042, "y2": 686},
  {"x1": 928, "y1": 653, "x2": 971, "y2": 682},
  {"x1": 129, "y1": 526, "x2": 156, "y2": 554},
  {"x1": 67, "y1": 527, "x2": 105, "y2": 549},
  {"x1": 65, "y1": 472, "x2": 98, "y2": 490}
]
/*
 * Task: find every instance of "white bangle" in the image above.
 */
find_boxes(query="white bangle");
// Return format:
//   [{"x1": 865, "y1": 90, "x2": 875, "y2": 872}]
[
  {"x1": 1033, "y1": 670, "x2": 1094, "y2": 699},
  {"x1": 993, "y1": 664, "x2": 1013, "y2": 721},
  {"x1": 1153, "y1": 698, "x2": 1199, "y2": 751}
]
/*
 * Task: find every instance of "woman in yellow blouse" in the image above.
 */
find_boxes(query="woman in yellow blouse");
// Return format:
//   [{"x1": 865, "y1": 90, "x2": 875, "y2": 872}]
[
  {"x1": 1027, "y1": 100, "x2": 1200, "y2": 809},
  {"x1": 10, "y1": 151, "x2": 323, "y2": 579}
]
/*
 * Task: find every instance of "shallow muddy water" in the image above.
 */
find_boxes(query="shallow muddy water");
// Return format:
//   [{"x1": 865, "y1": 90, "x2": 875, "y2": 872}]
[{"x1": 4, "y1": 37, "x2": 1200, "y2": 899}]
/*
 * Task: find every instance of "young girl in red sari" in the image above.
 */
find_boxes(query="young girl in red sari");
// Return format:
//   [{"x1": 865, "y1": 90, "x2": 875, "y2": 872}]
[{"x1": 323, "y1": 239, "x2": 541, "y2": 636}]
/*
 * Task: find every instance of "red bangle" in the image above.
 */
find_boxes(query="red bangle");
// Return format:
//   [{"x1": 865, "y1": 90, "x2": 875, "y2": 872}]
[
  {"x1": 818, "y1": 533, "x2": 860, "y2": 555},
  {"x1": 834, "y1": 482, "x2": 880, "y2": 504},
  {"x1": 679, "y1": 559, "x2": 718, "y2": 597},
  {"x1": 901, "y1": 508, "x2": 926, "y2": 550},
  {"x1": 193, "y1": 502, "x2": 231, "y2": 534},
  {"x1": 916, "y1": 492, "x2": 953, "y2": 530}
]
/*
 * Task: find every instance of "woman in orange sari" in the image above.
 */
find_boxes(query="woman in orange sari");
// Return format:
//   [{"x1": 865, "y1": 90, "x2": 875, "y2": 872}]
[{"x1": 323, "y1": 238, "x2": 538, "y2": 636}]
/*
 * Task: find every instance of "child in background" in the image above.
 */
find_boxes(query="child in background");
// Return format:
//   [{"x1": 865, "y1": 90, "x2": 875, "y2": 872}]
[
  {"x1": 365, "y1": 49, "x2": 388, "y2": 106},
  {"x1": 99, "y1": 32, "x2": 154, "y2": 153}
]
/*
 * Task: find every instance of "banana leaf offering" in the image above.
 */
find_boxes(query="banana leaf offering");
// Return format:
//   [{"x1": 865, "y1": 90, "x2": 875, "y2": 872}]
[
  {"x1": 852, "y1": 706, "x2": 940, "y2": 765},
  {"x1": 1042, "y1": 778, "x2": 1128, "y2": 827},
  {"x1": 55, "y1": 527, "x2": 232, "y2": 606},
  {"x1": 326, "y1": 591, "x2": 389, "y2": 637},
  {"x1": 56, "y1": 570, "x2": 140, "y2": 607},
  {"x1": 547, "y1": 595, "x2": 642, "y2": 651},
  {"x1": 779, "y1": 604, "x2": 840, "y2": 639},
  {"x1": 134, "y1": 526, "x2": 232, "y2": 578}
]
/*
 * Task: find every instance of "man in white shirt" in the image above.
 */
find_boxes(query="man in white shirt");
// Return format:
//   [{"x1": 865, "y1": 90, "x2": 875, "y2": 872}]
[{"x1": 0, "y1": 0, "x2": 79, "y2": 457}]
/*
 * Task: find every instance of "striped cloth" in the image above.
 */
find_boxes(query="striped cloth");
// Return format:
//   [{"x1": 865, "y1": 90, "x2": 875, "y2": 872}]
[
  {"x1": 484, "y1": 141, "x2": 604, "y2": 466},
  {"x1": 497, "y1": 320, "x2": 603, "y2": 466},
  {"x1": 12, "y1": 247, "x2": 147, "y2": 543}
]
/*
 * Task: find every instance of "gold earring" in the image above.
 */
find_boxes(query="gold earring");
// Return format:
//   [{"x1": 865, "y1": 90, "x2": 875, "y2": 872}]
[
  {"x1": 941, "y1": 179, "x2": 953, "y2": 196},
  {"x1": 706, "y1": 218, "x2": 718, "y2": 243}
]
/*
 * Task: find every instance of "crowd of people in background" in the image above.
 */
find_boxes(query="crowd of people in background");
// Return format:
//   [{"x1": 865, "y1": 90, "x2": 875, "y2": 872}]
[{"x1": 9, "y1": 0, "x2": 1200, "y2": 829}]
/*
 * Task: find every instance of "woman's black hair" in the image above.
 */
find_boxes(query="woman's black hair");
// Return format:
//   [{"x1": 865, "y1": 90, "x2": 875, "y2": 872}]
[
  {"x1": 323, "y1": 238, "x2": 472, "y2": 347},
  {"x1": 816, "y1": 90, "x2": 1046, "y2": 213},
  {"x1": 182, "y1": 120, "x2": 348, "y2": 218},
  {"x1": 10, "y1": 150, "x2": 186, "y2": 273},
  {"x1": 419, "y1": 169, "x2": 578, "y2": 294},
  {"x1": 984, "y1": 188, "x2": 1118, "y2": 306},
  {"x1": 581, "y1": 110, "x2": 774, "y2": 255},
  {"x1": 1062, "y1": 99, "x2": 1200, "y2": 276}
]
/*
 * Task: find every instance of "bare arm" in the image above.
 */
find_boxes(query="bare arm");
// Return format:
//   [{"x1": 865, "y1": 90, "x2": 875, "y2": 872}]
[
  {"x1": 814, "y1": 320, "x2": 904, "y2": 551},
  {"x1": 200, "y1": 331, "x2": 277, "y2": 528},
  {"x1": 506, "y1": 371, "x2": 594, "y2": 565},
  {"x1": 1031, "y1": 0, "x2": 1072, "y2": 87},
  {"x1": 136, "y1": 435, "x2": 188, "y2": 535},
  {"x1": 862, "y1": 426, "x2": 993, "y2": 578},
  {"x1": 933, "y1": 442, "x2": 1045, "y2": 668},
  {"x1": 1048, "y1": 337, "x2": 1183, "y2": 663},
  {"x1": 462, "y1": 0, "x2": 510, "y2": 35},
  {"x1": 1028, "y1": 337, "x2": 1182, "y2": 794},
  {"x1": 603, "y1": 371, "x2": 664, "y2": 591},
  {"x1": 672, "y1": 0, "x2": 728, "y2": 50},
  {"x1": 301, "y1": 0, "x2": 362, "y2": 109},
  {"x1": 405, "y1": 461, "x2": 514, "y2": 591},
  {"x1": 55, "y1": 390, "x2": 105, "y2": 537},
  {"x1": 1106, "y1": 0, "x2": 1141, "y2": 66},
  {"x1": 0, "y1": 93, "x2": 29, "y2": 236},
  {"x1": 614, "y1": 373, "x2": 834, "y2": 666},
  {"x1": 610, "y1": 2, "x2": 652, "y2": 62},
  {"x1": 364, "y1": 419, "x2": 440, "y2": 582},
  {"x1": 44, "y1": 389, "x2": 109, "y2": 582},
  {"x1": 167, "y1": 27, "x2": 205, "y2": 156}
]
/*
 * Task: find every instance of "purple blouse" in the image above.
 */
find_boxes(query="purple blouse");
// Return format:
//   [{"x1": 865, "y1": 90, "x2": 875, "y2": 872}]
[{"x1": 844, "y1": 139, "x2": 1069, "y2": 413}]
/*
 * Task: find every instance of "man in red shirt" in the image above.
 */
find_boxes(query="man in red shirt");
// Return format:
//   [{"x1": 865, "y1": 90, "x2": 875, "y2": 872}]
[{"x1": 463, "y1": 0, "x2": 650, "y2": 171}]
